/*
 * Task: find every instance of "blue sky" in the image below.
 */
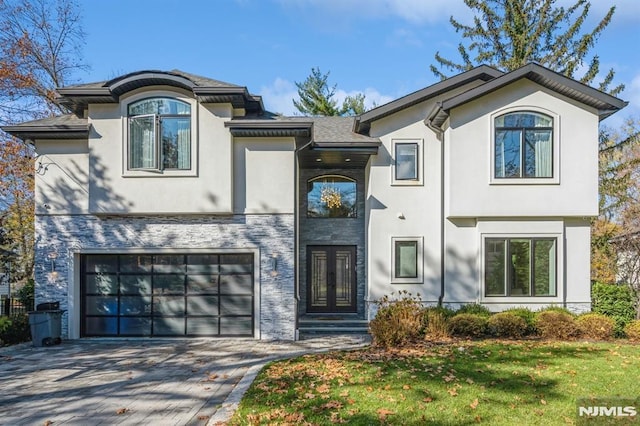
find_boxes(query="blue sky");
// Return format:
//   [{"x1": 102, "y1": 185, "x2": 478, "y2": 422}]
[{"x1": 80, "y1": 0, "x2": 640, "y2": 125}]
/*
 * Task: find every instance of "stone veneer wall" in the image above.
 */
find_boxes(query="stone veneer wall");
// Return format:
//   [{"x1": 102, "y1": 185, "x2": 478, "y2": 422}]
[
  {"x1": 298, "y1": 168, "x2": 366, "y2": 318},
  {"x1": 34, "y1": 214, "x2": 296, "y2": 340}
]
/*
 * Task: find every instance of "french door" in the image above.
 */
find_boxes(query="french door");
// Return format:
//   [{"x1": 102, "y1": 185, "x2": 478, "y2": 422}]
[{"x1": 307, "y1": 246, "x2": 356, "y2": 313}]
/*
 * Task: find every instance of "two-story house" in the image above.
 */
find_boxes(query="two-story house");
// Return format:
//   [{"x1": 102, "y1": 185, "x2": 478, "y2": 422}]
[{"x1": 3, "y1": 63, "x2": 626, "y2": 340}]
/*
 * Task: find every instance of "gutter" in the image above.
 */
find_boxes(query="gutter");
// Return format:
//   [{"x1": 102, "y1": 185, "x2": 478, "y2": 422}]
[{"x1": 424, "y1": 107, "x2": 446, "y2": 307}]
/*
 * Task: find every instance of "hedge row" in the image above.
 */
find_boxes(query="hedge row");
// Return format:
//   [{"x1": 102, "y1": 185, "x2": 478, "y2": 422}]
[{"x1": 369, "y1": 292, "x2": 640, "y2": 348}]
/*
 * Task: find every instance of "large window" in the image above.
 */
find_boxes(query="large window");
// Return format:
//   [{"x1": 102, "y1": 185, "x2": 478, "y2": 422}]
[
  {"x1": 494, "y1": 112, "x2": 552, "y2": 178},
  {"x1": 128, "y1": 98, "x2": 191, "y2": 171},
  {"x1": 307, "y1": 175, "x2": 356, "y2": 218},
  {"x1": 485, "y1": 237, "x2": 556, "y2": 297}
]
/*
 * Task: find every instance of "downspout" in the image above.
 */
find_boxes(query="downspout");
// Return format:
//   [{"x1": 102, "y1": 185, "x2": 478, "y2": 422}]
[{"x1": 424, "y1": 108, "x2": 446, "y2": 307}]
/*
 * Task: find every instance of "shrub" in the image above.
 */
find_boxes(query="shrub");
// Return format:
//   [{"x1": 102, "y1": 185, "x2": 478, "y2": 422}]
[
  {"x1": 0, "y1": 314, "x2": 31, "y2": 346},
  {"x1": 487, "y1": 312, "x2": 528, "y2": 338},
  {"x1": 16, "y1": 279, "x2": 35, "y2": 311},
  {"x1": 503, "y1": 307, "x2": 537, "y2": 335},
  {"x1": 538, "y1": 306, "x2": 576, "y2": 316},
  {"x1": 448, "y1": 314, "x2": 487, "y2": 338},
  {"x1": 624, "y1": 320, "x2": 640, "y2": 341},
  {"x1": 456, "y1": 303, "x2": 492, "y2": 317},
  {"x1": 576, "y1": 313, "x2": 615, "y2": 340},
  {"x1": 423, "y1": 307, "x2": 450, "y2": 339},
  {"x1": 535, "y1": 311, "x2": 579, "y2": 340},
  {"x1": 592, "y1": 282, "x2": 636, "y2": 337},
  {"x1": 369, "y1": 292, "x2": 424, "y2": 348}
]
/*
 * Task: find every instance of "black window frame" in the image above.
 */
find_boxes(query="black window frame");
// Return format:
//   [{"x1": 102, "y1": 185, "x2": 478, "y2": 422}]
[
  {"x1": 127, "y1": 97, "x2": 192, "y2": 172},
  {"x1": 394, "y1": 142, "x2": 419, "y2": 181},
  {"x1": 484, "y1": 237, "x2": 557, "y2": 297},
  {"x1": 494, "y1": 111, "x2": 553, "y2": 179}
]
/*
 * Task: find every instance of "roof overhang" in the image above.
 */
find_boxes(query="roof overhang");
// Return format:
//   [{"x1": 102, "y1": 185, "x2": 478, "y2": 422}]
[
  {"x1": 225, "y1": 120, "x2": 313, "y2": 138},
  {"x1": 354, "y1": 65, "x2": 504, "y2": 134},
  {"x1": 1, "y1": 123, "x2": 89, "y2": 141},
  {"x1": 57, "y1": 71, "x2": 266, "y2": 116},
  {"x1": 427, "y1": 63, "x2": 628, "y2": 130}
]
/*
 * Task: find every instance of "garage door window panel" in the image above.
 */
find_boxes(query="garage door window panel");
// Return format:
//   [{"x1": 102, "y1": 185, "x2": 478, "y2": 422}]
[{"x1": 81, "y1": 253, "x2": 254, "y2": 337}]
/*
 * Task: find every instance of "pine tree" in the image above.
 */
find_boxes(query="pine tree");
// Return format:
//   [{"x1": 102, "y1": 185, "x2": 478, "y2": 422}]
[
  {"x1": 431, "y1": 0, "x2": 622, "y2": 95},
  {"x1": 293, "y1": 67, "x2": 366, "y2": 116}
]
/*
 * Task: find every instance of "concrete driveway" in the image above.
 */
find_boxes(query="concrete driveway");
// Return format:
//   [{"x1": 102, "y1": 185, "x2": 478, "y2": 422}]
[{"x1": 0, "y1": 336, "x2": 369, "y2": 425}]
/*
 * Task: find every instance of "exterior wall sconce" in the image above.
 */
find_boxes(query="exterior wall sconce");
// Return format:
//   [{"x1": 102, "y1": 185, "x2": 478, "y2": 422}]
[
  {"x1": 270, "y1": 255, "x2": 278, "y2": 277},
  {"x1": 47, "y1": 252, "x2": 58, "y2": 272}
]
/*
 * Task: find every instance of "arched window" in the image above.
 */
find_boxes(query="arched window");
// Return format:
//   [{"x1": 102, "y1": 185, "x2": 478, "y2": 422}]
[
  {"x1": 307, "y1": 175, "x2": 357, "y2": 218},
  {"x1": 494, "y1": 111, "x2": 553, "y2": 178},
  {"x1": 128, "y1": 98, "x2": 191, "y2": 170}
]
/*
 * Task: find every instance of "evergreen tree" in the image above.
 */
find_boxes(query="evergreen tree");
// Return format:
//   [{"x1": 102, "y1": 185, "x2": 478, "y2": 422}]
[
  {"x1": 293, "y1": 67, "x2": 366, "y2": 116},
  {"x1": 431, "y1": 0, "x2": 623, "y2": 95}
]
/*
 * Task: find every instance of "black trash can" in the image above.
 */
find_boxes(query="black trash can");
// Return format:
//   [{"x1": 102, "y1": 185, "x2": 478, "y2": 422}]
[{"x1": 28, "y1": 302, "x2": 64, "y2": 347}]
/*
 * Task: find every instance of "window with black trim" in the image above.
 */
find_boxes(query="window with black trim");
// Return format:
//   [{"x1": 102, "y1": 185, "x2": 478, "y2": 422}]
[
  {"x1": 128, "y1": 97, "x2": 191, "y2": 171},
  {"x1": 494, "y1": 112, "x2": 553, "y2": 178},
  {"x1": 307, "y1": 175, "x2": 356, "y2": 218},
  {"x1": 395, "y1": 143, "x2": 418, "y2": 180},
  {"x1": 391, "y1": 237, "x2": 423, "y2": 283},
  {"x1": 484, "y1": 237, "x2": 557, "y2": 297}
]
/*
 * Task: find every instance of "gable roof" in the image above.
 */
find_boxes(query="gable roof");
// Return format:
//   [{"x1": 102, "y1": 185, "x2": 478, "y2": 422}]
[
  {"x1": 354, "y1": 65, "x2": 504, "y2": 133},
  {"x1": 427, "y1": 62, "x2": 628, "y2": 128},
  {"x1": 56, "y1": 69, "x2": 264, "y2": 115}
]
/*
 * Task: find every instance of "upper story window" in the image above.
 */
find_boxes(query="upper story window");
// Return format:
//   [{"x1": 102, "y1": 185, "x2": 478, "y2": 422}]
[
  {"x1": 494, "y1": 112, "x2": 552, "y2": 178},
  {"x1": 392, "y1": 139, "x2": 423, "y2": 185},
  {"x1": 128, "y1": 98, "x2": 191, "y2": 171},
  {"x1": 307, "y1": 175, "x2": 356, "y2": 218}
]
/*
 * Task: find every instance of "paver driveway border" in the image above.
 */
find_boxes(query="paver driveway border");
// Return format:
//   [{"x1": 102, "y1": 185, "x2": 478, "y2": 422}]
[{"x1": 0, "y1": 336, "x2": 370, "y2": 425}]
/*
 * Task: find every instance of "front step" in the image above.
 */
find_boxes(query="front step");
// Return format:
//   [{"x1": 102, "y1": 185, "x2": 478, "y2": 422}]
[{"x1": 297, "y1": 315, "x2": 370, "y2": 340}]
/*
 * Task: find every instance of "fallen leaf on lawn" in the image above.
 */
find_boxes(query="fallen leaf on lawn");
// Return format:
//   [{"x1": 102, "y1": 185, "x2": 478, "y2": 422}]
[
  {"x1": 304, "y1": 392, "x2": 315, "y2": 399},
  {"x1": 466, "y1": 378, "x2": 475, "y2": 384},
  {"x1": 321, "y1": 401, "x2": 344, "y2": 410},
  {"x1": 339, "y1": 390, "x2": 349, "y2": 397},
  {"x1": 448, "y1": 388, "x2": 458, "y2": 396},
  {"x1": 540, "y1": 399, "x2": 547, "y2": 405},
  {"x1": 402, "y1": 384, "x2": 411, "y2": 390},
  {"x1": 377, "y1": 408, "x2": 395, "y2": 420},
  {"x1": 470, "y1": 399, "x2": 479, "y2": 409},
  {"x1": 317, "y1": 384, "x2": 331, "y2": 393},
  {"x1": 423, "y1": 397, "x2": 433, "y2": 403},
  {"x1": 116, "y1": 408, "x2": 129, "y2": 415},
  {"x1": 475, "y1": 415, "x2": 482, "y2": 423}
]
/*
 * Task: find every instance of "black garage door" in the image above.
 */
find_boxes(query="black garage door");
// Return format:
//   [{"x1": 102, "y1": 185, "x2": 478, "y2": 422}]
[{"x1": 81, "y1": 253, "x2": 254, "y2": 337}]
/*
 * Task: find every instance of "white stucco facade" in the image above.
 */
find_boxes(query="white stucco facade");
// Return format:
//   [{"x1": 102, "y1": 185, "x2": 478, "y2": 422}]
[{"x1": 5, "y1": 63, "x2": 625, "y2": 340}]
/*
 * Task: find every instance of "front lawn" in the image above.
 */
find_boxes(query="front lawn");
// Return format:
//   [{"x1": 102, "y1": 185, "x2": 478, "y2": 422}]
[{"x1": 229, "y1": 340, "x2": 640, "y2": 425}]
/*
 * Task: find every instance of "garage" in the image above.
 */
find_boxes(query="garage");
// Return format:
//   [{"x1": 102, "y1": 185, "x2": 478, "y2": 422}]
[{"x1": 81, "y1": 253, "x2": 254, "y2": 337}]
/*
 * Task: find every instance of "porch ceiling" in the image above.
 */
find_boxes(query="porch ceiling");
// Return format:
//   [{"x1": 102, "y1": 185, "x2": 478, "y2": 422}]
[{"x1": 297, "y1": 143, "x2": 379, "y2": 169}]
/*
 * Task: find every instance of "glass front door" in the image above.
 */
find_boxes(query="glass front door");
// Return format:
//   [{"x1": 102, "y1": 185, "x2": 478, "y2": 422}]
[{"x1": 307, "y1": 246, "x2": 356, "y2": 313}]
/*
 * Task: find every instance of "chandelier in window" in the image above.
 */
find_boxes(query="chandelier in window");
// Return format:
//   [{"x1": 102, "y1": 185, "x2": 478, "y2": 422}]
[{"x1": 320, "y1": 183, "x2": 342, "y2": 209}]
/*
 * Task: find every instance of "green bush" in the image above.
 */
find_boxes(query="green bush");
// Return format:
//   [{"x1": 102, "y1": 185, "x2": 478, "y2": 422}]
[
  {"x1": 538, "y1": 306, "x2": 576, "y2": 316},
  {"x1": 535, "y1": 311, "x2": 579, "y2": 340},
  {"x1": 592, "y1": 282, "x2": 636, "y2": 337},
  {"x1": 487, "y1": 312, "x2": 528, "y2": 338},
  {"x1": 503, "y1": 307, "x2": 537, "y2": 335},
  {"x1": 576, "y1": 313, "x2": 615, "y2": 340},
  {"x1": 16, "y1": 279, "x2": 34, "y2": 310},
  {"x1": 449, "y1": 314, "x2": 488, "y2": 338},
  {"x1": 369, "y1": 292, "x2": 424, "y2": 348},
  {"x1": 624, "y1": 320, "x2": 640, "y2": 341},
  {"x1": 456, "y1": 303, "x2": 492, "y2": 317},
  {"x1": 0, "y1": 314, "x2": 31, "y2": 346},
  {"x1": 423, "y1": 307, "x2": 450, "y2": 339}
]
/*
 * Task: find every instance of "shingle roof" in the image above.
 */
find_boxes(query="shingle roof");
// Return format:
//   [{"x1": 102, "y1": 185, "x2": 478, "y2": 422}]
[{"x1": 1, "y1": 114, "x2": 89, "y2": 140}]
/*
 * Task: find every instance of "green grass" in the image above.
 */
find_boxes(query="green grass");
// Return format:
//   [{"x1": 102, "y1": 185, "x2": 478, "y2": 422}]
[{"x1": 229, "y1": 340, "x2": 640, "y2": 425}]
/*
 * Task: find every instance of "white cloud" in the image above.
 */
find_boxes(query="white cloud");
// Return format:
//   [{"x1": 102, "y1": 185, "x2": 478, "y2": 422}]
[
  {"x1": 260, "y1": 77, "x2": 394, "y2": 116},
  {"x1": 259, "y1": 78, "x2": 299, "y2": 116}
]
